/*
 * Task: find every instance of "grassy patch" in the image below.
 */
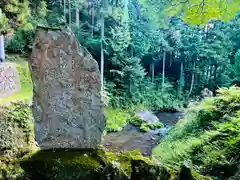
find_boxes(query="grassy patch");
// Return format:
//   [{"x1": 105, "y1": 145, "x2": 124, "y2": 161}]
[
  {"x1": 153, "y1": 86, "x2": 240, "y2": 179},
  {"x1": 105, "y1": 108, "x2": 132, "y2": 132}
]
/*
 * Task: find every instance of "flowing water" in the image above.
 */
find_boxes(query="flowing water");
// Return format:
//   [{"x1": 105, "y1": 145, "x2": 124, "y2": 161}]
[{"x1": 103, "y1": 111, "x2": 184, "y2": 156}]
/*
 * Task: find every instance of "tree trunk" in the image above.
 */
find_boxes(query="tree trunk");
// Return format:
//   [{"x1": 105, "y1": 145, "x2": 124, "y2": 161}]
[
  {"x1": 206, "y1": 65, "x2": 211, "y2": 85},
  {"x1": 123, "y1": 0, "x2": 129, "y2": 23},
  {"x1": 151, "y1": 62, "x2": 155, "y2": 83},
  {"x1": 100, "y1": 12, "x2": 105, "y2": 97},
  {"x1": 162, "y1": 51, "x2": 166, "y2": 92},
  {"x1": 169, "y1": 52, "x2": 172, "y2": 67},
  {"x1": 64, "y1": 0, "x2": 66, "y2": 20},
  {"x1": 91, "y1": 7, "x2": 95, "y2": 37},
  {"x1": 209, "y1": 65, "x2": 215, "y2": 89},
  {"x1": 178, "y1": 60, "x2": 184, "y2": 97},
  {"x1": 60, "y1": 0, "x2": 62, "y2": 7},
  {"x1": 188, "y1": 60, "x2": 195, "y2": 98},
  {"x1": 208, "y1": 65, "x2": 211, "y2": 87},
  {"x1": 0, "y1": 34, "x2": 5, "y2": 62},
  {"x1": 76, "y1": 8, "x2": 79, "y2": 27},
  {"x1": 213, "y1": 65, "x2": 217, "y2": 86},
  {"x1": 68, "y1": 0, "x2": 71, "y2": 25}
]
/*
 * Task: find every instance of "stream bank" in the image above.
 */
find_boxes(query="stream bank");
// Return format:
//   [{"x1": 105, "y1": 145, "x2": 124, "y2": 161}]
[{"x1": 103, "y1": 111, "x2": 184, "y2": 156}]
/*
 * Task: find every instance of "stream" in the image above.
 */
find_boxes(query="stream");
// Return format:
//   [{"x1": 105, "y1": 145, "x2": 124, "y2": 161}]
[{"x1": 103, "y1": 111, "x2": 184, "y2": 156}]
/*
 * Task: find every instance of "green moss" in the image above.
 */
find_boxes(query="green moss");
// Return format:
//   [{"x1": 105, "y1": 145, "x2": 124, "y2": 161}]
[
  {"x1": 0, "y1": 102, "x2": 36, "y2": 179},
  {"x1": 140, "y1": 123, "x2": 151, "y2": 132},
  {"x1": 140, "y1": 122, "x2": 164, "y2": 133},
  {"x1": 20, "y1": 148, "x2": 172, "y2": 180},
  {"x1": 37, "y1": 25, "x2": 62, "y2": 30},
  {"x1": 105, "y1": 108, "x2": 132, "y2": 132},
  {"x1": 21, "y1": 149, "x2": 102, "y2": 180},
  {"x1": 0, "y1": 102, "x2": 35, "y2": 156},
  {"x1": 152, "y1": 122, "x2": 164, "y2": 129},
  {"x1": 129, "y1": 115, "x2": 142, "y2": 126},
  {"x1": 129, "y1": 112, "x2": 164, "y2": 133}
]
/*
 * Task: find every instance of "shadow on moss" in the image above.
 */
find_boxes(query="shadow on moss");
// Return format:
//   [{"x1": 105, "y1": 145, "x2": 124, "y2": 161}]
[{"x1": 20, "y1": 148, "x2": 171, "y2": 180}]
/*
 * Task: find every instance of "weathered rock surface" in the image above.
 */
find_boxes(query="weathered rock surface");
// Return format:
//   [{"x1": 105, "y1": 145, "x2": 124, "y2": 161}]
[
  {"x1": 29, "y1": 26, "x2": 105, "y2": 149},
  {"x1": 136, "y1": 110, "x2": 160, "y2": 124},
  {"x1": 0, "y1": 63, "x2": 21, "y2": 98}
]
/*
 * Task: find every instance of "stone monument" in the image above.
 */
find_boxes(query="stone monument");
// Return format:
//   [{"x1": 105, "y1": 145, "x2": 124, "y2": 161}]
[
  {"x1": 0, "y1": 63, "x2": 21, "y2": 98},
  {"x1": 29, "y1": 26, "x2": 105, "y2": 149}
]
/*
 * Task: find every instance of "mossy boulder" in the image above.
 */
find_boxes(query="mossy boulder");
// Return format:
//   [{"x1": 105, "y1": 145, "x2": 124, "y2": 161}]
[
  {"x1": 131, "y1": 159, "x2": 170, "y2": 180},
  {"x1": 140, "y1": 123, "x2": 151, "y2": 132},
  {"x1": 140, "y1": 122, "x2": 164, "y2": 132},
  {"x1": 20, "y1": 148, "x2": 171, "y2": 180},
  {"x1": 176, "y1": 162, "x2": 212, "y2": 180},
  {"x1": 130, "y1": 114, "x2": 164, "y2": 133},
  {"x1": 129, "y1": 115, "x2": 143, "y2": 127}
]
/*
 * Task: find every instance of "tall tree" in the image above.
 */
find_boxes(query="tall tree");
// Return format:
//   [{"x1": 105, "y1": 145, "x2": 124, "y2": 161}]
[
  {"x1": 69, "y1": 0, "x2": 71, "y2": 25},
  {"x1": 0, "y1": 0, "x2": 30, "y2": 29},
  {"x1": 162, "y1": 51, "x2": 166, "y2": 91},
  {"x1": 100, "y1": 0, "x2": 109, "y2": 97},
  {"x1": 0, "y1": 8, "x2": 5, "y2": 62}
]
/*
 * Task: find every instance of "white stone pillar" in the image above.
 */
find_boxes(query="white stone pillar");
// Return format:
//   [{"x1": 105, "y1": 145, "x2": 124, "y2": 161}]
[{"x1": 0, "y1": 34, "x2": 5, "y2": 62}]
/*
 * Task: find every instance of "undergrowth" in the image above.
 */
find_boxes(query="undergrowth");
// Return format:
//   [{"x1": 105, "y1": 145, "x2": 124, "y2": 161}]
[
  {"x1": 106, "y1": 77, "x2": 183, "y2": 111},
  {"x1": 105, "y1": 108, "x2": 133, "y2": 132},
  {"x1": 0, "y1": 102, "x2": 36, "y2": 179},
  {"x1": 153, "y1": 86, "x2": 240, "y2": 179}
]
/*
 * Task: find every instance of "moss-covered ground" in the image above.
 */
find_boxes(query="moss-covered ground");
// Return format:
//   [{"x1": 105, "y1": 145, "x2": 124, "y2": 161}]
[
  {"x1": 20, "y1": 148, "x2": 169, "y2": 180},
  {"x1": 153, "y1": 86, "x2": 240, "y2": 179}
]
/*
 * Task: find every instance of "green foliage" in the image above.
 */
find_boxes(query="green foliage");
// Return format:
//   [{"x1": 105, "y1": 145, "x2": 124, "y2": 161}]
[
  {"x1": 105, "y1": 108, "x2": 132, "y2": 132},
  {"x1": 6, "y1": 102, "x2": 33, "y2": 130},
  {"x1": 129, "y1": 115, "x2": 143, "y2": 126},
  {"x1": 0, "y1": 101, "x2": 35, "y2": 179},
  {"x1": 0, "y1": 8, "x2": 11, "y2": 33},
  {"x1": 0, "y1": 0, "x2": 30, "y2": 29},
  {"x1": 4, "y1": 0, "x2": 240, "y2": 110},
  {"x1": 128, "y1": 112, "x2": 164, "y2": 132},
  {"x1": 153, "y1": 86, "x2": 240, "y2": 179},
  {"x1": 139, "y1": 122, "x2": 164, "y2": 133},
  {"x1": 6, "y1": 27, "x2": 35, "y2": 54},
  {"x1": 140, "y1": 123, "x2": 151, "y2": 132},
  {"x1": 108, "y1": 75, "x2": 182, "y2": 110},
  {"x1": 105, "y1": 106, "x2": 164, "y2": 133},
  {"x1": 166, "y1": 0, "x2": 240, "y2": 25}
]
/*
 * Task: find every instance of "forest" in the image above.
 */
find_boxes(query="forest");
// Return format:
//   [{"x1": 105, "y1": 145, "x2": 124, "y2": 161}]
[
  {"x1": 1, "y1": 0, "x2": 240, "y2": 180},
  {"x1": 1, "y1": 0, "x2": 240, "y2": 109}
]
